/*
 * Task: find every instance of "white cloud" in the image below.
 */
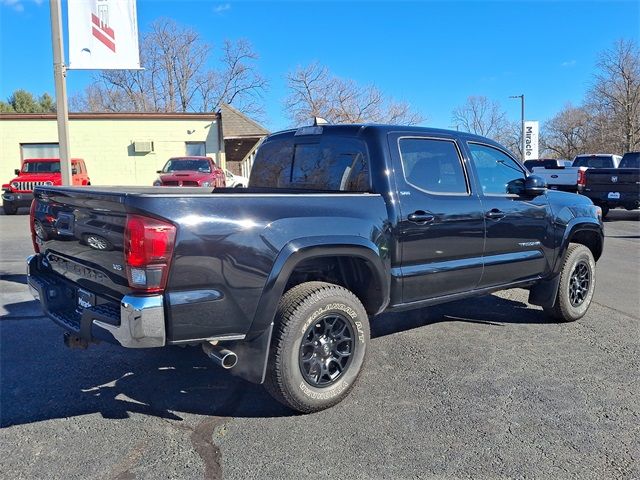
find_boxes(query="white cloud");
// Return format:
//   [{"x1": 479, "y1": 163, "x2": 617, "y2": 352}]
[
  {"x1": 213, "y1": 3, "x2": 231, "y2": 14},
  {"x1": 561, "y1": 60, "x2": 577, "y2": 68},
  {"x1": 0, "y1": 0, "x2": 43, "y2": 12}
]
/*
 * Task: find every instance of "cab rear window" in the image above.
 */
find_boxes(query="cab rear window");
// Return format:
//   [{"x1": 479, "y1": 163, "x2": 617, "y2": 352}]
[
  {"x1": 250, "y1": 136, "x2": 370, "y2": 191},
  {"x1": 573, "y1": 156, "x2": 614, "y2": 168}
]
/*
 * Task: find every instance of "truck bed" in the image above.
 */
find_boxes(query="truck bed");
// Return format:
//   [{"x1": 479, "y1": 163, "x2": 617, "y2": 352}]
[{"x1": 30, "y1": 185, "x2": 387, "y2": 343}]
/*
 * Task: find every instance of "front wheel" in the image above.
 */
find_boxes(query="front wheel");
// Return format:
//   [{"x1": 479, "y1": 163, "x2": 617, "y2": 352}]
[
  {"x1": 265, "y1": 282, "x2": 370, "y2": 413},
  {"x1": 544, "y1": 243, "x2": 596, "y2": 322}
]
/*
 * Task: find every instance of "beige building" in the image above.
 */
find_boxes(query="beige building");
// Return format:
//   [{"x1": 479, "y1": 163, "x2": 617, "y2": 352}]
[{"x1": 0, "y1": 105, "x2": 268, "y2": 187}]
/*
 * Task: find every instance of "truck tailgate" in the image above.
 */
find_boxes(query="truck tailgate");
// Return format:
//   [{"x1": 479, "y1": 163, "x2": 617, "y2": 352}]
[
  {"x1": 584, "y1": 168, "x2": 640, "y2": 192},
  {"x1": 31, "y1": 187, "x2": 134, "y2": 301}
]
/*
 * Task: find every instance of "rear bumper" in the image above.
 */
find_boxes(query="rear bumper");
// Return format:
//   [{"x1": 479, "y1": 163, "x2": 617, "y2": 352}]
[
  {"x1": 27, "y1": 254, "x2": 166, "y2": 348},
  {"x1": 2, "y1": 191, "x2": 33, "y2": 207},
  {"x1": 578, "y1": 190, "x2": 640, "y2": 208}
]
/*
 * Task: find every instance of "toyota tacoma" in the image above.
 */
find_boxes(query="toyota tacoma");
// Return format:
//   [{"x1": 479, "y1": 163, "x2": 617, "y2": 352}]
[{"x1": 27, "y1": 124, "x2": 604, "y2": 412}]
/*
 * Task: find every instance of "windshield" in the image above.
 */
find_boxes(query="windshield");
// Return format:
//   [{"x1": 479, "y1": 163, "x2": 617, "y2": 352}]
[
  {"x1": 22, "y1": 161, "x2": 61, "y2": 173},
  {"x1": 162, "y1": 159, "x2": 211, "y2": 173},
  {"x1": 620, "y1": 153, "x2": 639, "y2": 168}
]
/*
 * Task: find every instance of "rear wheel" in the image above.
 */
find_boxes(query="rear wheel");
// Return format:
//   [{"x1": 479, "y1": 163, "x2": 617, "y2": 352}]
[
  {"x1": 544, "y1": 243, "x2": 596, "y2": 322},
  {"x1": 3, "y1": 203, "x2": 17, "y2": 215},
  {"x1": 265, "y1": 282, "x2": 370, "y2": 413},
  {"x1": 600, "y1": 204, "x2": 610, "y2": 218}
]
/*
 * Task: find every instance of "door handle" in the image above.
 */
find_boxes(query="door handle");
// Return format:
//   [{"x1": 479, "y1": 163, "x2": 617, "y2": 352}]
[
  {"x1": 485, "y1": 209, "x2": 506, "y2": 219},
  {"x1": 408, "y1": 211, "x2": 435, "y2": 224}
]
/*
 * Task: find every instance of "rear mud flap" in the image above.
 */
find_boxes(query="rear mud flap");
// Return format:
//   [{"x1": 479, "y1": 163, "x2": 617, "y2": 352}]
[{"x1": 227, "y1": 322, "x2": 274, "y2": 384}]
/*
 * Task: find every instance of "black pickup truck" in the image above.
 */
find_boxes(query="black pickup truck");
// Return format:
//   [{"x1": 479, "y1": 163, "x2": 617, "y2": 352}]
[
  {"x1": 577, "y1": 152, "x2": 640, "y2": 217},
  {"x1": 27, "y1": 124, "x2": 604, "y2": 412}
]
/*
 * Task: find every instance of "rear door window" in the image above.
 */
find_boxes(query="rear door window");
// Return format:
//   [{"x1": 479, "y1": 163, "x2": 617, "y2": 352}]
[{"x1": 398, "y1": 138, "x2": 468, "y2": 194}]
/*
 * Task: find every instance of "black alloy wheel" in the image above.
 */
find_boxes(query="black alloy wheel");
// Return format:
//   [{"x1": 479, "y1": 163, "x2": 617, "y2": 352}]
[
  {"x1": 568, "y1": 261, "x2": 591, "y2": 307},
  {"x1": 299, "y1": 314, "x2": 355, "y2": 387}
]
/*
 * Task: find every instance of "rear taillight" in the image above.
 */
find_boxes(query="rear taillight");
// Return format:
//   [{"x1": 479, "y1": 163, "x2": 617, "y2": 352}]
[
  {"x1": 577, "y1": 169, "x2": 586, "y2": 187},
  {"x1": 29, "y1": 200, "x2": 40, "y2": 253},
  {"x1": 124, "y1": 214, "x2": 176, "y2": 293}
]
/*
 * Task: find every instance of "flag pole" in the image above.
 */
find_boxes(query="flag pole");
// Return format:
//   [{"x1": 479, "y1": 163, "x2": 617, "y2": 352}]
[{"x1": 50, "y1": 0, "x2": 72, "y2": 186}]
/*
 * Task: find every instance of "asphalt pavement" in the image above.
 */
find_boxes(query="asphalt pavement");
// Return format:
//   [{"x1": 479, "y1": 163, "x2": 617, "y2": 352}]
[{"x1": 1, "y1": 209, "x2": 638, "y2": 479}]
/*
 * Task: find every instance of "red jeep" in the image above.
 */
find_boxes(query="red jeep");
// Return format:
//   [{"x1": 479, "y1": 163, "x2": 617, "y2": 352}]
[
  {"x1": 2, "y1": 158, "x2": 90, "y2": 215},
  {"x1": 153, "y1": 156, "x2": 226, "y2": 188}
]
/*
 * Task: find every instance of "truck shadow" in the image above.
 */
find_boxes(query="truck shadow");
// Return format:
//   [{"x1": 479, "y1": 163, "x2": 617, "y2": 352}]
[
  {"x1": 372, "y1": 291, "x2": 547, "y2": 338},
  {"x1": 1, "y1": 293, "x2": 549, "y2": 427}
]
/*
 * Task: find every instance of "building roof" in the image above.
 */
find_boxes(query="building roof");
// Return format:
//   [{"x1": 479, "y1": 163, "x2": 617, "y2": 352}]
[
  {"x1": 0, "y1": 112, "x2": 220, "y2": 120},
  {"x1": 219, "y1": 104, "x2": 269, "y2": 139}
]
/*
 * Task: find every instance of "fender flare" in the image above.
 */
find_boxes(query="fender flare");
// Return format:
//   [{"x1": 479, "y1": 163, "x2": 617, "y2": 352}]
[
  {"x1": 228, "y1": 236, "x2": 389, "y2": 384},
  {"x1": 530, "y1": 217, "x2": 603, "y2": 308}
]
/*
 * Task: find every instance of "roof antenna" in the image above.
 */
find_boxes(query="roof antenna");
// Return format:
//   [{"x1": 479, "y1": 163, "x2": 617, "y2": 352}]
[{"x1": 313, "y1": 117, "x2": 329, "y2": 126}]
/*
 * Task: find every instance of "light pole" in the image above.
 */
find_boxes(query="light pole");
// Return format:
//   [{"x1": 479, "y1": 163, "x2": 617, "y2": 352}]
[
  {"x1": 50, "y1": 0, "x2": 72, "y2": 186},
  {"x1": 509, "y1": 94, "x2": 525, "y2": 161}
]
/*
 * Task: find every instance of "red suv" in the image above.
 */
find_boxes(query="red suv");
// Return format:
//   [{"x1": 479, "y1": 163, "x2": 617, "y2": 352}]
[
  {"x1": 2, "y1": 158, "x2": 90, "y2": 215},
  {"x1": 153, "y1": 156, "x2": 225, "y2": 188}
]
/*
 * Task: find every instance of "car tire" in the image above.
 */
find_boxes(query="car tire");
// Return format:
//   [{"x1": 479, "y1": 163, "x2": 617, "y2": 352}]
[
  {"x1": 264, "y1": 281, "x2": 370, "y2": 413},
  {"x1": 3, "y1": 204, "x2": 17, "y2": 215},
  {"x1": 544, "y1": 243, "x2": 596, "y2": 322},
  {"x1": 600, "y1": 204, "x2": 609, "y2": 218}
]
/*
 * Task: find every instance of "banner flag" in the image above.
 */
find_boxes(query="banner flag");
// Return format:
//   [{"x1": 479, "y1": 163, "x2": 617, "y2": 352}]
[
  {"x1": 524, "y1": 121, "x2": 539, "y2": 160},
  {"x1": 68, "y1": 0, "x2": 141, "y2": 70}
]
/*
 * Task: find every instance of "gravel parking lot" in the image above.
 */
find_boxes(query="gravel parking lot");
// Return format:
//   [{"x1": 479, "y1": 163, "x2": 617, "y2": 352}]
[{"x1": 1, "y1": 210, "x2": 639, "y2": 479}]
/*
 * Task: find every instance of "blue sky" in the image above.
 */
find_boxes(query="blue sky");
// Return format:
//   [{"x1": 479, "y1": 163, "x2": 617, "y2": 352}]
[{"x1": 0, "y1": 0, "x2": 638, "y2": 131}]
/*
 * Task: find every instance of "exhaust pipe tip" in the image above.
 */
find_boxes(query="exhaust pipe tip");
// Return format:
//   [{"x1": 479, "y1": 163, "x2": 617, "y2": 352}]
[
  {"x1": 202, "y1": 343, "x2": 238, "y2": 369},
  {"x1": 220, "y1": 350, "x2": 238, "y2": 369}
]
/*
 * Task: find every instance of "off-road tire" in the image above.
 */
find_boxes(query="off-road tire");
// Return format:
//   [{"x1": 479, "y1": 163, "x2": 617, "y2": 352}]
[
  {"x1": 544, "y1": 243, "x2": 596, "y2": 322},
  {"x1": 3, "y1": 204, "x2": 17, "y2": 215},
  {"x1": 264, "y1": 281, "x2": 370, "y2": 413}
]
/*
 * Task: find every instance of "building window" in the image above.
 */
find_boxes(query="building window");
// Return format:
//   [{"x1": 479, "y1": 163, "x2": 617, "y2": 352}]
[
  {"x1": 21, "y1": 143, "x2": 60, "y2": 160},
  {"x1": 185, "y1": 142, "x2": 205, "y2": 156}
]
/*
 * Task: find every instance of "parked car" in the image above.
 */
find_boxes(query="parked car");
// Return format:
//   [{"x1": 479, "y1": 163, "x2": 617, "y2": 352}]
[
  {"x1": 2, "y1": 158, "x2": 90, "y2": 215},
  {"x1": 224, "y1": 169, "x2": 248, "y2": 188},
  {"x1": 153, "y1": 156, "x2": 225, "y2": 188},
  {"x1": 27, "y1": 124, "x2": 603, "y2": 413},
  {"x1": 526, "y1": 158, "x2": 579, "y2": 192},
  {"x1": 572, "y1": 154, "x2": 622, "y2": 169},
  {"x1": 577, "y1": 151, "x2": 640, "y2": 217}
]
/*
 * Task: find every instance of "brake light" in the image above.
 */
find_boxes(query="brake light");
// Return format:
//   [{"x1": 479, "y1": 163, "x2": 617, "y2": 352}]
[
  {"x1": 124, "y1": 214, "x2": 176, "y2": 292},
  {"x1": 29, "y1": 200, "x2": 40, "y2": 253},
  {"x1": 577, "y1": 169, "x2": 586, "y2": 187}
]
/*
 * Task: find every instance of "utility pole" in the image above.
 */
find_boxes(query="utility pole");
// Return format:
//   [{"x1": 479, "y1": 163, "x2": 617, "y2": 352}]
[
  {"x1": 509, "y1": 94, "x2": 525, "y2": 161},
  {"x1": 50, "y1": 0, "x2": 72, "y2": 186}
]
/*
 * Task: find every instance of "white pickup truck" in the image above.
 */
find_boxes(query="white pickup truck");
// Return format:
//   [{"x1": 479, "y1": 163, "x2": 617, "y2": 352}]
[{"x1": 525, "y1": 159, "x2": 580, "y2": 193}]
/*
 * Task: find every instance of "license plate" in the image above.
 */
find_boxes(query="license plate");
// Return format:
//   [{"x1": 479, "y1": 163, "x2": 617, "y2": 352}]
[
  {"x1": 77, "y1": 288, "x2": 95, "y2": 310},
  {"x1": 608, "y1": 192, "x2": 620, "y2": 199}
]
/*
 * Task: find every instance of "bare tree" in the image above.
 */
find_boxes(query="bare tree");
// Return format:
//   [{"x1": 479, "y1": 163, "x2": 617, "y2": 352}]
[
  {"x1": 74, "y1": 19, "x2": 267, "y2": 115},
  {"x1": 284, "y1": 62, "x2": 424, "y2": 126},
  {"x1": 541, "y1": 103, "x2": 592, "y2": 159},
  {"x1": 451, "y1": 96, "x2": 508, "y2": 138},
  {"x1": 198, "y1": 39, "x2": 267, "y2": 117},
  {"x1": 587, "y1": 39, "x2": 640, "y2": 152}
]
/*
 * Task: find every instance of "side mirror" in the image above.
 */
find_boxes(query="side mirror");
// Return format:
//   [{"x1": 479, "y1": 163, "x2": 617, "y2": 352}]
[
  {"x1": 156, "y1": 170, "x2": 162, "y2": 174},
  {"x1": 524, "y1": 175, "x2": 547, "y2": 196},
  {"x1": 14, "y1": 169, "x2": 20, "y2": 175}
]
